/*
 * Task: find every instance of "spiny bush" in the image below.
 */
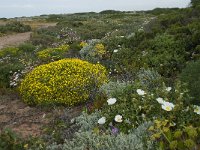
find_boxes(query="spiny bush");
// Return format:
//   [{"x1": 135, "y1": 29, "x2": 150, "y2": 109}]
[{"x1": 19, "y1": 59, "x2": 107, "y2": 106}]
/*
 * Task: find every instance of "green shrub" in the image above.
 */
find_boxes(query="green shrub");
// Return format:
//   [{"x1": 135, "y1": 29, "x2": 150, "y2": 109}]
[
  {"x1": 19, "y1": 58, "x2": 107, "y2": 106},
  {"x1": 149, "y1": 120, "x2": 200, "y2": 150},
  {"x1": 18, "y1": 43, "x2": 36, "y2": 53},
  {"x1": 180, "y1": 59, "x2": 200, "y2": 104},
  {"x1": 7, "y1": 21, "x2": 31, "y2": 32},
  {"x1": 141, "y1": 34, "x2": 186, "y2": 77},
  {"x1": 0, "y1": 128, "x2": 46, "y2": 150},
  {"x1": 100, "y1": 81, "x2": 131, "y2": 97},
  {"x1": 0, "y1": 128, "x2": 25, "y2": 150},
  {"x1": 37, "y1": 44, "x2": 70, "y2": 62},
  {"x1": 80, "y1": 40, "x2": 107, "y2": 63},
  {"x1": 0, "y1": 47, "x2": 20, "y2": 58},
  {"x1": 100, "y1": 80, "x2": 198, "y2": 133},
  {"x1": 0, "y1": 63, "x2": 24, "y2": 88},
  {"x1": 47, "y1": 112, "x2": 154, "y2": 150},
  {"x1": 30, "y1": 33, "x2": 57, "y2": 47},
  {"x1": 0, "y1": 21, "x2": 31, "y2": 34},
  {"x1": 136, "y1": 68, "x2": 163, "y2": 91}
]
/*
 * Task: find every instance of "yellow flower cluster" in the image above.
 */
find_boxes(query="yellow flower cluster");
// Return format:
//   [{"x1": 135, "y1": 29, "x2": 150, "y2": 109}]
[
  {"x1": 37, "y1": 44, "x2": 70, "y2": 61},
  {"x1": 19, "y1": 58, "x2": 107, "y2": 106},
  {"x1": 94, "y1": 43, "x2": 106, "y2": 56},
  {"x1": 80, "y1": 41, "x2": 88, "y2": 48}
]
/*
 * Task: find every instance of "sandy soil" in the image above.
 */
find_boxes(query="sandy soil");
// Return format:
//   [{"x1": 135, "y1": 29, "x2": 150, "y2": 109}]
[
  {"x1": 0, "y1": 32, "x2": 32, "y2": 49},
  {"x1": 0, "y1": 22, "x2": 57, "y2": 50},
  {"x1": 0, "y1": 92, "x2": 82, "y2": 138},
  {"x1": 0, "y1": 94, "x2": 50, "y2": 137}
]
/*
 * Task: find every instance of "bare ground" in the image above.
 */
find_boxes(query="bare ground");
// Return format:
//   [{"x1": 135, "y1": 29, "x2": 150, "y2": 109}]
[
  {"x1": 0, "y1": 32, "x2": 32, "y2": 49},
  {"x1": 0, "y1": 93, "x2": 82, "y2": 138},
  {"x1": 0, "y1": 93, "x2": 50, "y2": 138},
  {"x1": 0, "y1": 22, "x2": 57, "y2": 50}
]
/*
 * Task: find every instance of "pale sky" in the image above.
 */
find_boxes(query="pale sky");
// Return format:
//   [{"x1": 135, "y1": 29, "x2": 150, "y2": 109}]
[{"x1": 0, "y1": 0, "x2": 191, "y2": 18}]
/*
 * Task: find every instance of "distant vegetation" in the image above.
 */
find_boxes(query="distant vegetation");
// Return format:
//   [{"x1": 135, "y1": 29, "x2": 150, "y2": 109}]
[{"x1": 0, "y1": 21, "x2": 31, "y2": 34}]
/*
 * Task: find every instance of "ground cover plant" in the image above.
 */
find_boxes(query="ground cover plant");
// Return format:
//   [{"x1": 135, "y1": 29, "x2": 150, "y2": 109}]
[{"x1": 0, "y1": 1, "x2": 200, "y2": 149}]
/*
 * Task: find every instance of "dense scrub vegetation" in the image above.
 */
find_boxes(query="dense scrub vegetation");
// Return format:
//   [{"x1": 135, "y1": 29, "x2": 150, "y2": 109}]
[{"x1": 1, "y1": 1, "x2": 200, "y2": 149}]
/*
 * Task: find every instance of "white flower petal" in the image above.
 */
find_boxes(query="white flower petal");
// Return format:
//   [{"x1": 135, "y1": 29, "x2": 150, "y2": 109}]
[
  {"x1": 194, "y1": 105, "x2": 200, "y2": 115},
  {"x1": 98, "y1": 117, "x2": 106, "y2": 124},
  {"x1": 156, "y1": 97, "x2": 165, "y2": 104},
  {"x1": 136, "y1": 89, "x2": 146, "y2": 96},
  {"x1": 166, "y1": 87, "x2": 172, "y2": 92},
  {"x1": 107, "y1": 98, "x2": 117, "y2": 105},
  {"x1": 161, "y1": 102, "x2": 175, "y2": 111},
  {"x1": 114, "y1": 115, "x2": 123, "y2": 123}
]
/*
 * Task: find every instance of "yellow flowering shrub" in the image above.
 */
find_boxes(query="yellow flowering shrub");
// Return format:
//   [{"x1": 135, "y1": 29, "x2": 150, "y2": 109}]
[
  {"x1": 19, "y1": 58, "x2": 107, "y2": 106},
  {"x1": 80, "y1": 41, "x2": 88, "y2": 48},
  {"x1": 37, "y1": 44, "x2": 70, "y2": 62},
  {"x1": 80, "y1": 41, "x2": 107, "y2": 63},
  {"x1": 94, "y1": 43, "x2": 106, "y2": 56}
]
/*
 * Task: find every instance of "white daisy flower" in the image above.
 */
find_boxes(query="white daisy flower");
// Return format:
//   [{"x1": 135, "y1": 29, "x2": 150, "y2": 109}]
[
  {"x1": 114, "y1": 115, "x2": 123, "y2": 123},
  {"x1": 161, "y1": 101, "x2": 175, "y2": 111}
]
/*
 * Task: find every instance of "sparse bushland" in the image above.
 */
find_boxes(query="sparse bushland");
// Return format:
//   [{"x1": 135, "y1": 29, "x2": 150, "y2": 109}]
[{"x1": 1, "y1": 1, "x2": 200, "y2": 149}]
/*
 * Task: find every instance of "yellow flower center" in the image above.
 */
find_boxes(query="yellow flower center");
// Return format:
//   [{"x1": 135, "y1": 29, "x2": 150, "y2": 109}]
[{"x1": 166, "y1": 106, "x2": 171, "y2": 111}]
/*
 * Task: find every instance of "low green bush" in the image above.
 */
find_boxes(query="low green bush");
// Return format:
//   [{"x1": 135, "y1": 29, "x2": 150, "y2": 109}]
[
  {"x1": 180, "y1": 59, "x2": 200, "y2": 104},
  {"x1": 0, "y1": 21, "x2": 31, "y2": 34},
  {"x1": 0, "y1": 128, "x2": 46, "y2": 150},
  {"x1": 0, "y1": 129, "x2": 24, "y2": 150},
  {"x1": 47, "y1": 112, "x2": 154, "y2": 150},
  {"x1": 0, "y1": 61, "x2": 24, "y2": 88},
  {"x1": 99, "y1": 80, "x2": 198, "y2": 133},
  {"x1": 18, "y1": 43, "x2": 36, "y2": 53},
  {"x1": 80, "y1": 40, "x2": 106, "y2": 63},
  {"x1": 37, "y1": 44, "x2": 70, "y2": 62},
  {"x1": 0, "y1": 47, "x2": 20, "y2": 58}
]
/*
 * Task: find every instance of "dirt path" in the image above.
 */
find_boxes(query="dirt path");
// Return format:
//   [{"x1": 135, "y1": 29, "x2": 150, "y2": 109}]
[
  {"x1": 0, "y1": 93, "x2": 82, "y2": 138},
  {"x1": 0, "y1": 93, "x2": 50, "y2": 137},
  {"x1": 0, "y1": 32, "x2": 32, "y2": 49}
]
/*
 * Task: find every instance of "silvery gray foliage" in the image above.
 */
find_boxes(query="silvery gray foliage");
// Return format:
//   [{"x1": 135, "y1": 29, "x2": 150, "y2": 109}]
[
  {"x1": 79, "y1": 39, "x2": 101, "y2": 63},
  {"x1": 47, "y1": 112, "x2": 154, "y2": 150},
  {"x1": 100, "y1": 81, "x2": 132, "y2": 97},
  {"x1": 75, "y1": 111, "x2": 101, "y2": 132},
  {"x1": 137, "y1": 68, "x2": 162, "y2": 90}
]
